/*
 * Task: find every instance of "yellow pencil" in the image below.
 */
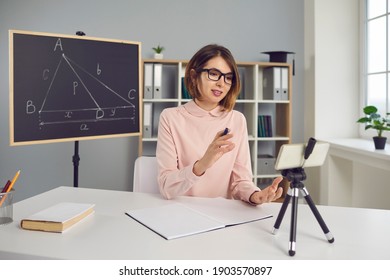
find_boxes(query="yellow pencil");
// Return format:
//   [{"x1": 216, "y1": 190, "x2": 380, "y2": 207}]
[
  {"x1": 0, "y1": 170, "x2": 20, "y2": 207},
  {"x1": 7, "y1": 170, "x2": 20, "y2": 192}
]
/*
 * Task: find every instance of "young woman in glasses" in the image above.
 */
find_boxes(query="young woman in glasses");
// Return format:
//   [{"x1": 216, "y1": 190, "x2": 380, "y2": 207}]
[{"x1": 156, "y1": 44, "x2": 283, "y2": 205}]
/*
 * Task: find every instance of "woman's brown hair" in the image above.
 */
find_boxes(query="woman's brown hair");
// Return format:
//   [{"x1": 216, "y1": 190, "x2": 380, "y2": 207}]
[{"x1": 184, "y1": 44, "x2": 241, "y2": 111}]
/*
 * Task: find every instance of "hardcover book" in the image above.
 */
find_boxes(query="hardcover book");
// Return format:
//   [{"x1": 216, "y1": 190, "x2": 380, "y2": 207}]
[{"x1": 20, "y1": 202, "x2": 94, "y2": 233}]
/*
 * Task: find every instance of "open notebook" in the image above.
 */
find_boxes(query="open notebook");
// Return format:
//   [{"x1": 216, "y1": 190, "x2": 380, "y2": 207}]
[{"x1": 126, "y1": 197, "x2": 272, "y2": 240}]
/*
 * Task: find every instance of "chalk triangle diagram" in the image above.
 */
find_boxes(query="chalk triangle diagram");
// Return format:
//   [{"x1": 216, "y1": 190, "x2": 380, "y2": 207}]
[{"x1": 39, "y1": 54, "x2": 135, "y2": 126}]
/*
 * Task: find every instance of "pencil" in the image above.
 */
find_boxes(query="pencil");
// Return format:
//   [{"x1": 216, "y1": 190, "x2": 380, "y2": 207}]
[
  {"x1": 7, "y1": 170, "x2": 20, "y2": 192},
  {"x1": 1, "y1": 180, "x2": 11, "y2": 193},
  {"x1": 0, "y1": 170, "x2": 20, "y2": 207}
]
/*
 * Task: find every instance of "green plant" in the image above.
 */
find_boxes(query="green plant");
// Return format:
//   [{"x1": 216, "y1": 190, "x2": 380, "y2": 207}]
[
  {"x1": 152, "y1": 44, "x2": 164, "y2": 54},
  {"x1": 357, "y1": 105, "x2": 390, "y2": 137}
]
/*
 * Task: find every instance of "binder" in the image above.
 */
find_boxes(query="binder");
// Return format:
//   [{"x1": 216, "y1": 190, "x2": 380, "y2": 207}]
[
  {"x1": 181, "y1": 77, "x2": 191, "y2": 99},
  {"x1": 281, "y1": 67, "x2": 289, "y2": 100},
  {"x1": 265, "y1": 115, "x2": 273, "y2": 137},
  {"x1": 153, "y1": 63, "x2": 162, "y2": 99},
  {"x1": 143, "y1": 103, "x2": 153, "y2": 138},
  {"x1": 263, "y1": 67, "x2": 281, "y2": 100},
  {"x1": 258, "y1": 115, "x2": 264, "y2": 137},
  {"x1": 144, "y1": 63, "x2": 153, "y2": 99}
]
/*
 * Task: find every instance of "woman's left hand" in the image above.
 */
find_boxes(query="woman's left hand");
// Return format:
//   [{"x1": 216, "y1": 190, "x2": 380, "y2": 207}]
[{"x1": 249, "y1": 177, "x2": 284, "y2": 205}]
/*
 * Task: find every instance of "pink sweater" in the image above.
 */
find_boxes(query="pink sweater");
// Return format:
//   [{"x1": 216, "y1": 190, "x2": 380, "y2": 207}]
[{"x1": 156, "y1": 100, "x2": 259, "y2": 202}]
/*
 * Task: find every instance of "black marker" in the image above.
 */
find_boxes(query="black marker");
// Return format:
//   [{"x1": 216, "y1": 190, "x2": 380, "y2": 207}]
[{"x1": 222, "y1": 127, "x2": 229, "y2": 136}]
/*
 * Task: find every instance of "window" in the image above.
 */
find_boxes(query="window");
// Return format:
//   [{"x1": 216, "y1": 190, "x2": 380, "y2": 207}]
[{"x1": 364, "y1": 0, "x2": 389, "y2": 115}]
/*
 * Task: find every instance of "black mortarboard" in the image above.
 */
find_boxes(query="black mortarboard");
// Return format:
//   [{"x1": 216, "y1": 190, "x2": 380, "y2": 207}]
[{"x1": 262, "y1": 51, "x2": 296, "y2": 75}]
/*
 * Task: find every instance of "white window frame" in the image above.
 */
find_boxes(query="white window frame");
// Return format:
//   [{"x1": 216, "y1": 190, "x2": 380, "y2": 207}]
[{"x1": 361, "y1": 0, "x2": 390, "y2": 139}]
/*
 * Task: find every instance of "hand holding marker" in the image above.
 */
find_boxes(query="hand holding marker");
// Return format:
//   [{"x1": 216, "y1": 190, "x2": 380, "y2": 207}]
[{"x1": 222, "y1": 127, "x2": 229, "y2": 136}]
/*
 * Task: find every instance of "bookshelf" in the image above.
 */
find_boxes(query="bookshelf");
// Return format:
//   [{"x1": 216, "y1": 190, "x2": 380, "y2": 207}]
[{"x1": 140, "y1": 59, "x2": 292, "y2": 190}]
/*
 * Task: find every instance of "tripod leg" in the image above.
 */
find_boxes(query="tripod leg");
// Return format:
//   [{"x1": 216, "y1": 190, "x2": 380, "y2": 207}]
[
  {"x1": 272, "y1": 188, "x2": 292, "y2": 234},
  {"x1": 300, "y1": 187, "x2": 335, "y2": 243},
  {"x1": 288, "y1": 188, "x2": 299, "y2": 256}
]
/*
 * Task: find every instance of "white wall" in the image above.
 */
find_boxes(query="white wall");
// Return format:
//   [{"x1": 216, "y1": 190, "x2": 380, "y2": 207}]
[
  {"x1": 304, "y1": 0, "x2": 360, "y2": 203},
  {"x1": 305, "y1": 0, "x2": 359, "y2": 139}
]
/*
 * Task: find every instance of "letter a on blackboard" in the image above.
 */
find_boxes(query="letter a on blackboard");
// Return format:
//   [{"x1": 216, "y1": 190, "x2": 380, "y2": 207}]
[{"x1": 54, "y1": 38, "x2": 63, "y2": 52}]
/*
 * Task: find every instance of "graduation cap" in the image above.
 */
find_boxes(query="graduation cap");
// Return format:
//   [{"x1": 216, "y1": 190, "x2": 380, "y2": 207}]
[{"x1": 262, "y1": 51, "x2": 296, "y2": 75}]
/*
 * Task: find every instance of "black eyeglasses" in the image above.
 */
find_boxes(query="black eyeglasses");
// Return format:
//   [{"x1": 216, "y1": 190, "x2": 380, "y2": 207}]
[{"x1": 199, "y1": 68, "x2": 234, "y2": 85}]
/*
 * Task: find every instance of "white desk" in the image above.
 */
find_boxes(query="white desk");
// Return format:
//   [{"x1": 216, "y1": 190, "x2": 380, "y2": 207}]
[{"x1": 0, "y1": 186, "x2": 389, "y2": 260}]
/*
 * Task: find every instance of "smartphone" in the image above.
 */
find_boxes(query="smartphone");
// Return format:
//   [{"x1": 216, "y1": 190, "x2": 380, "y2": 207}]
[{"x1": 274, "y1": 142, "x2": 330, "y2": 170}]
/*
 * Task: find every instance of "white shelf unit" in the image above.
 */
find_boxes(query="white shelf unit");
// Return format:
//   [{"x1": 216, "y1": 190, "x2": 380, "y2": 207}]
[{"x1": 140, "y1": 59, "x2": 292, "y2": 189}]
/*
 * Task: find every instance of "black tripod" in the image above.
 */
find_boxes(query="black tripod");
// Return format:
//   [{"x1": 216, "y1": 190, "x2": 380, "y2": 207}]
[{"x1": 272, "y1": 167, "x2": 335, "y2": 256}]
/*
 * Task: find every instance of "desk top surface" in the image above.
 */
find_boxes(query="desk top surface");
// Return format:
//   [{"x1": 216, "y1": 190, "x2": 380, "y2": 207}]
[{"x1": 1, "y1": 186, "x2": 389, "y2": 260}]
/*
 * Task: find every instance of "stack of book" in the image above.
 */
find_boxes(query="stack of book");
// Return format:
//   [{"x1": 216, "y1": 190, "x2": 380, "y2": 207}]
[{"x1": 258, "y1": 115, "x2": 273, "y2": 137}]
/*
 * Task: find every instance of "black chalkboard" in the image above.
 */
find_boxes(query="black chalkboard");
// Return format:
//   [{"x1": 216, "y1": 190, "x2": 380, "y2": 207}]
[{"x1": 9, "y1": 30, "x2": 141, "y2": 145}]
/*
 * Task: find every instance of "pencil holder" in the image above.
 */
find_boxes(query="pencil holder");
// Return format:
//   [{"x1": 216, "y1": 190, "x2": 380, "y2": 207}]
[{"x1": 0, "y1": 189, "x2": 14, "y2": 225}]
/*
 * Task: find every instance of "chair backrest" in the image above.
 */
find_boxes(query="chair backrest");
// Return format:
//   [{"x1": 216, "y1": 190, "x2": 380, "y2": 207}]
[{"x1": 133, "y1": 156, "x2": 159, "y2": 193}]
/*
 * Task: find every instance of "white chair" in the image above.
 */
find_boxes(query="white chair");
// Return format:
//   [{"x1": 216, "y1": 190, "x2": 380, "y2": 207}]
[{"x1": 133, "y1": 156, "x2": 159, "y2": 193}]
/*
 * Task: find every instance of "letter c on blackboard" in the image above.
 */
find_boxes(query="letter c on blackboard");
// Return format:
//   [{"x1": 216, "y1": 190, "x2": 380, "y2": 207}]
[
  {"x1": 43, "y1": 69, "x2": 50, "y2": 80},
  {"x1": 128, "y1": 89, "x2": 136, "y2": 100}
]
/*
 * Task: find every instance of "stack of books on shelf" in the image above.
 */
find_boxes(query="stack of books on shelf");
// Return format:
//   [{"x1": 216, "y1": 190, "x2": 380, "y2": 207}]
[{"x1": 258, "y1": 115, "x2": 273, "y2": 137}]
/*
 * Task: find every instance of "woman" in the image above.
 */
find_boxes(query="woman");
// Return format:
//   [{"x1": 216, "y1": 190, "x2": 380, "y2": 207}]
[{"x1": 156, "y1": 44, "x2": 283, "y2": 205}]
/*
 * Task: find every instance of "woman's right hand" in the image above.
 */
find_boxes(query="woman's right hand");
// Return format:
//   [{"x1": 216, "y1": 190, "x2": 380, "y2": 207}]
[{"x1": 192, "y1": 129, "x2": 235, "y2": 176}]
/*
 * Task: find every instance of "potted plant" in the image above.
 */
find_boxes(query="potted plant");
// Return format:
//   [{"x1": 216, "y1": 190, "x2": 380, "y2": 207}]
[
  {"x1": 357, "y1": 105, "x2": 390, "y2": 149},
  {"x1": 152, "y1": 44, "x2": 164, "y2": 59}
]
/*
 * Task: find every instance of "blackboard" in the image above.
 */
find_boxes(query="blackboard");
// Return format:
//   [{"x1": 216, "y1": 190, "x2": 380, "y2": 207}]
[{"x1": 9, "y1": 30, "x2": 141, "y2": 145}]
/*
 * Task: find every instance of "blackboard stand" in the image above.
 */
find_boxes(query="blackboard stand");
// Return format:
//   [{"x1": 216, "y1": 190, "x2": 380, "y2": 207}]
[
  {"x1": 72, "y1": 141, "x2": 80, "y2": 187},
  {"x1": 72, "y1": 31, "x2": 84, "y2": 188}
]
